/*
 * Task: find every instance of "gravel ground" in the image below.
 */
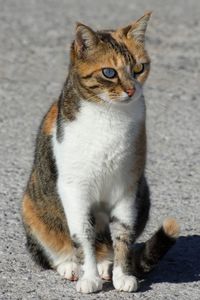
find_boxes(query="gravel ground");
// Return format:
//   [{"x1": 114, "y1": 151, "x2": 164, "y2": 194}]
[{"x1": 0, "y1": 0, "x2": 200, "y2": 299}]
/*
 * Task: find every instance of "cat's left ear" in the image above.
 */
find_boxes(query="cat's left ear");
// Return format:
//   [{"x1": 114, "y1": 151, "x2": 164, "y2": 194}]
[
  {"x1": 74, "y1": 23, "x2": 99, "y2": 57},
  {"x1": 118, "y1": 12, "x2": 152, "y2": 43}
]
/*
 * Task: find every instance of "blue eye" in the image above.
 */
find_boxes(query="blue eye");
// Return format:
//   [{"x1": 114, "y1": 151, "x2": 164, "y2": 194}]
[{"x1": 102, "y1": 68, "x2": 117, "y2": 79}]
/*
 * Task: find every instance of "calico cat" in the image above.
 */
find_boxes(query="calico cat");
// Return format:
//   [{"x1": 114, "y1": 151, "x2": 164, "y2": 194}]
[{"x1": 22, "y1": 12, "x2": 179, "y2": 294}]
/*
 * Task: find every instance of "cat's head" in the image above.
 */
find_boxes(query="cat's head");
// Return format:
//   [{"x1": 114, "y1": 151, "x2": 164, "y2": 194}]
[{"x1": 70, "y1": 12, "x2": 151, "y2": 104}]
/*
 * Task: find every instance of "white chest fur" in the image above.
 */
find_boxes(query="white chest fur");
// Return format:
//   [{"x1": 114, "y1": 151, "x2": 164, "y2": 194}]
[{"x1": 53, "y1": 96, "x2": 145, "y2": 205}]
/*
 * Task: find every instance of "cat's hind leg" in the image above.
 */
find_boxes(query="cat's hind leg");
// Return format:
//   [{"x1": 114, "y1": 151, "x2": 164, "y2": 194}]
[
  {"x1": 56, "y1": 258, "x2": 80, "y2": 281},
  {"x1": 95, "y1": 234, "x2": 113, "y2": 281},
  {"x1": 96, "y1": 244, "x2": 113, "y2": 281},
  {"x1": 22, "y1": 193, "x2": 81, "y2": 281},
  {"x1": 97, "y1": 260, "x2": 113, "y2": 281}
]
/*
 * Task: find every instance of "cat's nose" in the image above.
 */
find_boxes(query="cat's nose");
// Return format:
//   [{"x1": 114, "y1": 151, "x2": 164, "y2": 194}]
[{"x1": 126, "y1": 88, "x2": 135, "y2": 97}]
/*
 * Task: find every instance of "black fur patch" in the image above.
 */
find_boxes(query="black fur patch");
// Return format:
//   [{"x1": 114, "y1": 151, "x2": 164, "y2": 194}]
[
  {"x1": 133, "y1": 226, "x2": 177, "y2": 277},
  {"x1": 134, "y1": 175, "x2": 151, "y2": 238},
  {"x1": 25, "y1": 230, "x2": 51, "y2": 269},
  {"x1": 56, "y1": 94, "x2": 65, "y2": 143}
]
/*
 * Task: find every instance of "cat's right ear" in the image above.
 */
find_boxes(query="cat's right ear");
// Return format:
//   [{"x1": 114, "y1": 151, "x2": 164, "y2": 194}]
[{"x1": 74, "y1": 23, "x2": 99, "y2": 58}]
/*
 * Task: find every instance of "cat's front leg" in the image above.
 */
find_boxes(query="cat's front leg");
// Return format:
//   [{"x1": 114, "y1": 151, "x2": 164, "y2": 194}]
[
  {"x1": 110, "y1": 197, "x2": 138, "y2": 292},
  {"x1": 58, "y1": 182, "x2": 102, "y2": 293}
]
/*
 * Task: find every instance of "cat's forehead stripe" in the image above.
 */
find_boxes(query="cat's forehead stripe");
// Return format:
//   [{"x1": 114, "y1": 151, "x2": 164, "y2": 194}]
[{"x1": 97, "y1": 31, "x2": 134, "y2": 65}]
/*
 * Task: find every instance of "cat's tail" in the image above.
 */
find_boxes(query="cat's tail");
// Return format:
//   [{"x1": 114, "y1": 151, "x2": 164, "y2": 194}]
[{"x1": 132, "y1": 218, "x2": 180, "y2": 277}]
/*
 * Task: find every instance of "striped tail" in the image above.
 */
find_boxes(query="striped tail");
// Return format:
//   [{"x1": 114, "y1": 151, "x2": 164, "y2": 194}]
[{"x1": 132, "y1": 218, "x2": 180, "y2": 277}]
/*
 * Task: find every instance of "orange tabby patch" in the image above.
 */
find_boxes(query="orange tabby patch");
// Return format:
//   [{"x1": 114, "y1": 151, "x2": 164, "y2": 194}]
[
  {"x1": 96, "y1": 242, "x2": 112, "y2": 262},
  {"x1": 163, "y1": 218, "x2": 180, "y2": 238},
  {"x1": 42, "y1": 102, "x2": 58, "y2": 135},
  {"x1": 22, "y1": 193, "x2": 72, "y2": 254},
  {"x1": 30, "y1": 170, "x2": 36, "y2": 185}
]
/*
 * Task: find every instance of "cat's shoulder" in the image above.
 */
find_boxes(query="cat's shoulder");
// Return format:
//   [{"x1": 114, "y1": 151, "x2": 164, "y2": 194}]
[{"x1": 41, "y1": 101, "x2": 59, "y2": 136}]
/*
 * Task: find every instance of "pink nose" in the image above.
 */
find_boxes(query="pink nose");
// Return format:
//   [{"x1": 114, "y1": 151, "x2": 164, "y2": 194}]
[{"x1": 126, "y1": 88, "x2": 135, "y2": 97}]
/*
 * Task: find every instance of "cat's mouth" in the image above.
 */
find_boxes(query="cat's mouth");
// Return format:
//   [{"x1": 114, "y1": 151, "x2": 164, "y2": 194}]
[
  {"x1": 99, "y1": 84, "x2": 143, "y2": 104},
  {"x1": 99, "y1": 92, "x2": 135, "y2": 104}
]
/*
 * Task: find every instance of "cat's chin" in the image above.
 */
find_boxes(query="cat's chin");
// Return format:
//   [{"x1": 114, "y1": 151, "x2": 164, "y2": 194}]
[
  {"x1": 104, "y1": 95, "x2": 142, "y2": 106},
  {"x1": 118, "y1": 97, "x2": 134, "y2": 104}
]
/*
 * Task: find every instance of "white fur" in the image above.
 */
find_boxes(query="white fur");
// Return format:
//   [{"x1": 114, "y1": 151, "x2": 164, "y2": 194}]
[
  {"x1": 97, "y1": 259, "x2": 113, "y2": 280},
  {"x1": 113, "y1": 266, "x2": 138, "y2": 292},
  {"x1": 52, "y1": 91, "x2": 145, "y2": 292},
  {"x1": 57, "y1": 261, "x2": 80, "y2": 280},
  {"x1": 76, "y1": 275, "x2": 102, "y2": 293}
]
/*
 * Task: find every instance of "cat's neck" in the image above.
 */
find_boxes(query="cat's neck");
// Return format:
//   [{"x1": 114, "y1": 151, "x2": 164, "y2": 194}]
[{"x1": 78, "y1": 95, "x2": 146, "y2": 127}]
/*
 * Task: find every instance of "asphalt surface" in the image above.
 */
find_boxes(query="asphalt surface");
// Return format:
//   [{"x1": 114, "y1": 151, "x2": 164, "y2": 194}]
[{"x1": 0, "y1": 0, "x2": 200, "y2": 299}]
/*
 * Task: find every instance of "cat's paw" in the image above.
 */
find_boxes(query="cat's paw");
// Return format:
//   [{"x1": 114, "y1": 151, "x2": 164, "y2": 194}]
[
  {"x1": 97, "y1": 260, "x2": 112, "y2": 281},
  {"x1": 113, "y1": 267, "x2": 138, "y2": 292},
  {"x1": 76, "y1": 276, "x2": 103, "y2": 293},
  {"x1": 57, "y1": 261, "x2": 80, "y2": 281}
]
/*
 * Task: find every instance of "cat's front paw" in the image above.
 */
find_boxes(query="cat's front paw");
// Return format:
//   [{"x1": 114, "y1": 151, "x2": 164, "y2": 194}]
[
  {"x1": 113, "y1": 267, "x2": 138, "y2": 292},
  {"x1": 76, "y1": 276, "x2": 102, "y2": 293}
]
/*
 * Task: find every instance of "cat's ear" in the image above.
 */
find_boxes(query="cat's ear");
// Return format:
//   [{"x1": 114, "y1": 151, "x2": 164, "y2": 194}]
[
  {"x1": 74, "y1": 23, "x2": 99, "y2": 57},
  {"x1": 119, "y1": 12, "x2": 152, "y2": 43}
]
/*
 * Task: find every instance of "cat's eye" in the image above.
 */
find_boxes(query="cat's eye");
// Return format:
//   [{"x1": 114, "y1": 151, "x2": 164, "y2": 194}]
[
  {"x1": 102, "y1": 68, "x2": 117, "y2": 79},
  {"x1": 133, "y1": 63, "x2": 144, "y2": 75}
]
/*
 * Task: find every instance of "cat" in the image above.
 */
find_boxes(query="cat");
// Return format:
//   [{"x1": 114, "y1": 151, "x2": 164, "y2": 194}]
[{"x1": 22, "y1": 12, "x2": 179, "y2": 294}]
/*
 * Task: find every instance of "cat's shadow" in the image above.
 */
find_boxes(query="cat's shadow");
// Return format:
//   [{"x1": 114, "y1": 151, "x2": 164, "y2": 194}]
[{"x1": 103, "y1": 235, "x2": 200, "y2": 292}]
